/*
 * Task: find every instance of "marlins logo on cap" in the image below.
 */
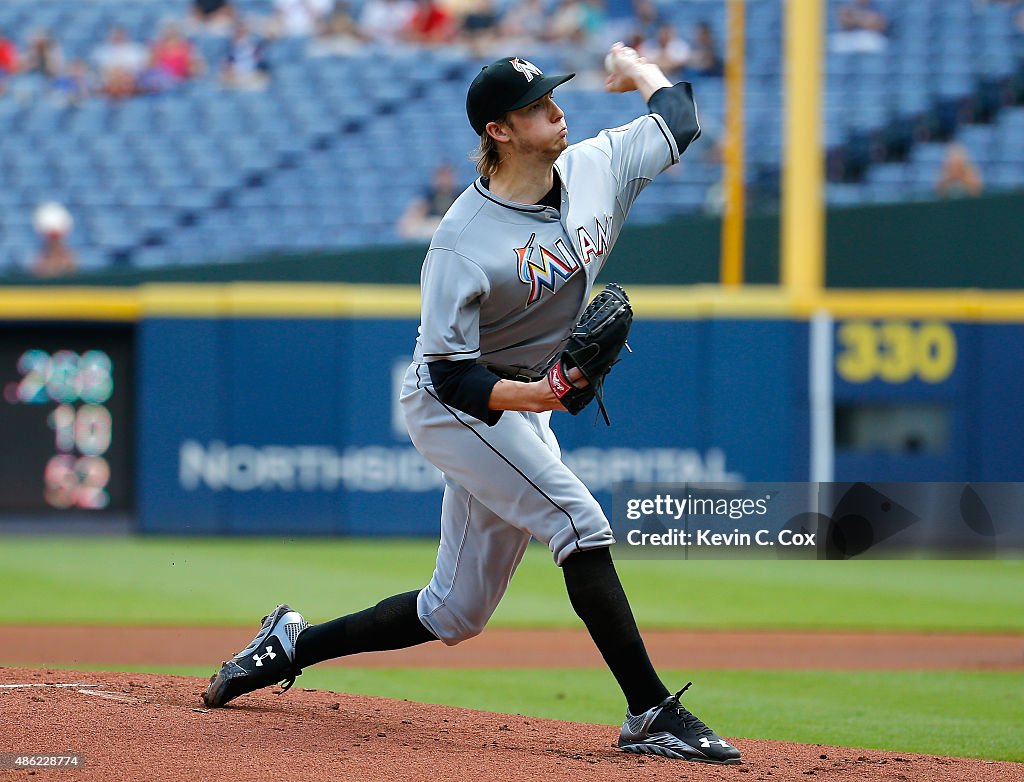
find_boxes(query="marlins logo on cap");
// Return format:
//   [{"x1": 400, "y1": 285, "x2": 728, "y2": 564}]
[{"x1": 509, "y1": 57, "x2": 542, "y2": 82}]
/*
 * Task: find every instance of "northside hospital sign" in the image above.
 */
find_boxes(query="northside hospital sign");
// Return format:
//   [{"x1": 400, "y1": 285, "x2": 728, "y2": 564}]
[{"x1": 177, "y1": 440, "x2": 743, "y2": 494}]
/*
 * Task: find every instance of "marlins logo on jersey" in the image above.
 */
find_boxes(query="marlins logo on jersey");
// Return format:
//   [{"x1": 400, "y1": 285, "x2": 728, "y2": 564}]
[
  {"x1": 515, "y1": 232, "x2": 580, "y2": 306},
  {"x1": 509, "y1": 57, "x2": 543, "y2": 82},
  {"x1": 514, "y1": 217, "x2": 613, "y2": 307}
]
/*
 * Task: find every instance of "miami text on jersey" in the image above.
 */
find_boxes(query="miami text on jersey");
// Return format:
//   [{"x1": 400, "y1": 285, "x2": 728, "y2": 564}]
[
  {"x1": 577, "y1": 215, "x2": 611, "y2": 265},
  {"x1": 515, "y1": 232, "x2": 579, "y2": 306}
]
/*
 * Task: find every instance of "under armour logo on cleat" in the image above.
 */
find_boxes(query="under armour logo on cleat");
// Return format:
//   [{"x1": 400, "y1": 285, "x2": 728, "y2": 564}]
[
  {"x1": 700, "y1": 737, "x2": 731, "y2": 749},
  {"x1": 253, "y1": 647, "x2": 277, "y2": 667}
]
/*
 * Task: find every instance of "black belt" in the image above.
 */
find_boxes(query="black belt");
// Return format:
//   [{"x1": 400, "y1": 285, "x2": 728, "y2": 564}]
[{"x1": 486, "y1": 365, "x2": 544, "y2": 383}]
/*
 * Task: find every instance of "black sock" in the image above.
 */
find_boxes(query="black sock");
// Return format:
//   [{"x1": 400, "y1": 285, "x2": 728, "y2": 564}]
[
  {"x1": 294, "y1": 590, "x2": 437, "y2": 669},
  {"x1": 562, "y1": 547, "x2": 670, "y2": 714}
]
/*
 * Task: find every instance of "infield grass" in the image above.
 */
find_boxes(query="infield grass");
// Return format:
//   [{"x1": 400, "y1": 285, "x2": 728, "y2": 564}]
[
  {"x1": 1, "y1": 536, "x2": 1023, "y2": 632},
  {"x1": 45, "y1": 664, "x2": 1024, "y2": 763}
]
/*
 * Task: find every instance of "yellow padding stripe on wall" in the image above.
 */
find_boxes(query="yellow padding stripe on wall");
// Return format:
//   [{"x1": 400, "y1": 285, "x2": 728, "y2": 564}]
[
  {"x1": 0, "y1": 287, "x2": 140, "y2": 320},
  {"x1": 3, "y1": 284, "x2": 1024, "y2": 322},
  {"x1": 139, "y1": 283, "x2": 423, "y2": 318}
]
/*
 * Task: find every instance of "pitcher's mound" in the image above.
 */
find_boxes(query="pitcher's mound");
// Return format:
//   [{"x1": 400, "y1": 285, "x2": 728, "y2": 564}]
[{"x1": 1, "y1": 668, "x2": 1017, "y2": 782}]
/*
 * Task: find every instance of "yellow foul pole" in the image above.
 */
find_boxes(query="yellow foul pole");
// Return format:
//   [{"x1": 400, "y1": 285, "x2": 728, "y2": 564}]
[
  {"x1": 720, "y1": 0, "x2": 746, "y2": 287},
  {"x1": 782, "y1": 0, "x2": 825, "y2": 295}
]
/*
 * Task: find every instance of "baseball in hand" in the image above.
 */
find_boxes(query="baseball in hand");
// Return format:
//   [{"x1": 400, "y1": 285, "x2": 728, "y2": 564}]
[
  {"x1": 604, "y1": 43, "x2": 644, "y2": 92},
  {"x1": 605, "y1": 44, "x2": 640, "y2": 75}
]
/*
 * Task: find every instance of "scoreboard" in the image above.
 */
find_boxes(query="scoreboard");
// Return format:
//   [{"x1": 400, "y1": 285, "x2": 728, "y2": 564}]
[{"x1": 0, "y1": 325, "x2": 133, "y2": 512}]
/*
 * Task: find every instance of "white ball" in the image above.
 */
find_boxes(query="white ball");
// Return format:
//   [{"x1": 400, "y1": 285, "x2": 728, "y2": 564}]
[{"x1": 604, "y1": 52, "x2": 616, "y2": 74}]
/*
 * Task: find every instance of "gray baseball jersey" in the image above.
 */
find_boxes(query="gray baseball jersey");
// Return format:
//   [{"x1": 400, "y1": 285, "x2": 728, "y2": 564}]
[
  {"x1": 401, "y1": 106, "x2": 688, "y2": 646},
  {"x1": 412, "y1": 112, "x2": 679, "y2": 373}
]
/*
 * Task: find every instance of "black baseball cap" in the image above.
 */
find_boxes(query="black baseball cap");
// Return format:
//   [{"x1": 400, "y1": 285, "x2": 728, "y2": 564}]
[{"x1": 466, "y1": 57, "x2": 575, "y2": 136}]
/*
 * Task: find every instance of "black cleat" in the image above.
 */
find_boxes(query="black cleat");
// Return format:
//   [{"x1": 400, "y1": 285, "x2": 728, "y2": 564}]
[
  {"x1": 618, "y1": 682, "x2": 741, "y2": 764},
  {"x1": 203, "y1": 604, "x2": 309, "y2": 708}
]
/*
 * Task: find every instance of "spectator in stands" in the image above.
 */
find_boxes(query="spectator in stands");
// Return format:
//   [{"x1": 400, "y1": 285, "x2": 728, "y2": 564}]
[
  {"x1": 545, "y1": 0, "x2": 607, "y2": 85},
  {"x1": 459, "y1": 0, "x2": 503, "y2": 55},
  {"x1": 398, "y1": 163, "x2": 461, "y2": 241},
  {"x1": 51, "y1": 60, "x2": 96, "y2": 105},
  {"x1": 0, "y1": 29, "x2": 19, "y2": 94},
  {"x1": 831, "y1": 0, "x2": 889, "y2": 54},
  {"x1": 147, "y1": 23, "x2": 206, "y2": 90},
  {"x1": 403, "y1": 0, "x2": 457, "y2": 44},
  {"x1": 702, "y1": 178, "x2": 725, "y2": 216},
  {"x1": 840, "y1": 0, "x2": 890, "y2": 34},
  {"x1": 623, "y1": 30, "x2": 645, "y2": 50},
  {"x1": 93, "y1": 27, "x2": 149, "y2": 99},
  {"x1": 547, "y1": 0, "x2": 587, "y2": 42},
  {"x1": 189, "y1": 0, "x2": 238, "y2": 35},
  {"x1": 359, "y1": 0, "x2": 416, "y2": 44},
  {"x1": 579, "y1": 0, "x2": 607, "y2": 38},
  {"x1": 936, "y1": 142, "x2": 984, "y2": 198},
  {"x1": 31, "y1": 202, "x2": 77, "y2": 279},
  {"x1": 638, "y1": 22, "x2": 690, "y2": 80},
  {"x1": 22, "y1": 30, "x2": 63, "y2": 78},
  {"x1": 273, "y1": 0, "x2": 336, "y2": 37},
  {"x1": 221, "y1": 22, "x2": 270, "y2": 89},
  {"x1": 622, "y1": 0, "x2": 661, "y2": 45},
  {"x1": 498, "y1": 0, "x2": 550, "y2": 48},
  {"x1": 688, "y1": 21, "x2": 723, "y2": 77},
  {"x1": 310, "y1": 1, "x2": 363, "y2": 56},
  {"x1": 3, "y1": 29, "x2": 58, "y2": 102}
]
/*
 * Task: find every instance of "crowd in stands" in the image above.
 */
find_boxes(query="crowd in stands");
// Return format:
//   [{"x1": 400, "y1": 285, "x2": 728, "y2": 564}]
[
  {"x1": 0, "y1": 0, "x2": 725, "y2": 105},
  {"x1": 4, "y1": 0, "x2": 1020, "y2": 279},
  {"x1": 831, "y1": 0, "x2": 1024, "y2": 56},
  {"x1": 0, "y1": 14, "x2": 262, "y2": 101},
  {"x1": 0, "y1": 0, "x2": 730, "y2": 278}
]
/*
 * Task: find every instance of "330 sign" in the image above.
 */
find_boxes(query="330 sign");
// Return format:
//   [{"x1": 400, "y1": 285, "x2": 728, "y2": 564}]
[{"x1": 836, "y1": 320, "x2": 957, "y2": 384}]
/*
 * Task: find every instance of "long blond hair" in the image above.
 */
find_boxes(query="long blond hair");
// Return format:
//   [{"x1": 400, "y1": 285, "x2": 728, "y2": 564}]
[{"x1": 470, "y1": 116, "x2": 511, "y2": 178}]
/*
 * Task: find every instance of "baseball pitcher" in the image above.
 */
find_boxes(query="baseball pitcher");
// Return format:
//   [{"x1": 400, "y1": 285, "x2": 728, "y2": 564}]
[{"x1": 204, "y1": 43, "x2": 741, "y2": 765}]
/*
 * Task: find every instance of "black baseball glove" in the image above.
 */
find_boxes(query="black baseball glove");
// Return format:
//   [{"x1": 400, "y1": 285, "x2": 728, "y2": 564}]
[{"x1": 546, "y1": 282, "x2": 633, "y2": 426}]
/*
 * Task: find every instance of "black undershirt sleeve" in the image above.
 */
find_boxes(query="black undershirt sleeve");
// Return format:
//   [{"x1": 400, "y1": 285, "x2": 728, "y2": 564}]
[
  {"x1": 428, "y1": 358, "x2": 503, "y2": 426},
  {"x1": 647, "y1": 82, "x2": 702, "y2": 155}
]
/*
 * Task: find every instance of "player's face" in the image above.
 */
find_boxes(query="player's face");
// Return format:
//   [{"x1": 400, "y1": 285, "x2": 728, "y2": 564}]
[{"x1": 506, "y1": 92, "x2": 568, "y2": 161}]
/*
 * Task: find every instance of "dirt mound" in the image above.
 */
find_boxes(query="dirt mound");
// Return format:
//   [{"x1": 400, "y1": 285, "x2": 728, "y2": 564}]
[{"x1": 2, "y1": 668, "x2": 1019, "y2": 782}]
